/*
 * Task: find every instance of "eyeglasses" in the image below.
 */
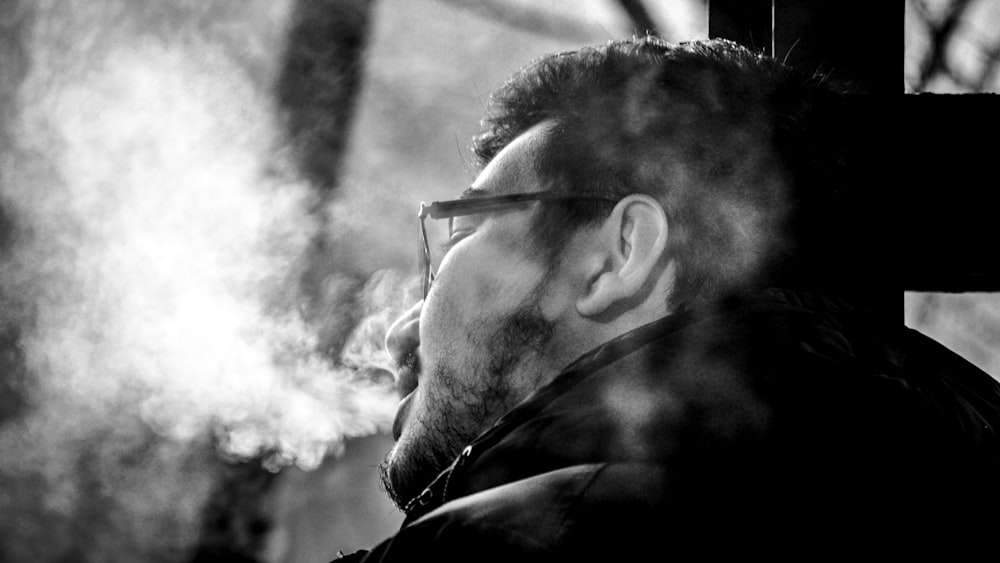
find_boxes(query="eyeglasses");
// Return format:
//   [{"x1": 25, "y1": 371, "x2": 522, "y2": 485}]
[{"x1": 417, "y1": 192, "x2": 618, "y2": 299}]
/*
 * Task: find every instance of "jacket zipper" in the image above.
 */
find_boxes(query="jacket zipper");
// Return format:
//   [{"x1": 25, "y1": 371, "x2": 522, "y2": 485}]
[{"x1": 442, "y1": 445, "x2": 473, "y2": 503}]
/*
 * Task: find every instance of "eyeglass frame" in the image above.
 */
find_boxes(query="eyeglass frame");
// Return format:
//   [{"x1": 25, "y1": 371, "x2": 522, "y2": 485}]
[{"x1": 417, "y1": 191, "x2": 619, "y2": 299}]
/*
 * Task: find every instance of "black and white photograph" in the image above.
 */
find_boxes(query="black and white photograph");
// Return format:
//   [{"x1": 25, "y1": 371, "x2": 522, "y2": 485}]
[{"x1": 1, "y1": 1, "x2": 999, "y2": 561}]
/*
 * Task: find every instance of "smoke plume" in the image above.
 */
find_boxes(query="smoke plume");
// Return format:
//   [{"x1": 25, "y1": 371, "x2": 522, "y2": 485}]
[{"x1": 0, "y1": 0, "x2": 408, "y2": 560}]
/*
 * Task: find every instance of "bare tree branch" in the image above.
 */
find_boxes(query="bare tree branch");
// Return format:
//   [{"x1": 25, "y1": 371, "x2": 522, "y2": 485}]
[
  {"x1": 974, "y1": 42, "x2": 1000, "y2": 91},
  {"x1": 431, "y1": 0, "x2": 598, "y2": 42},
  {"x1": 914, "y1": 0, "x2": 975, "y2": 91},
  {"x1": 431, "y1": 0, "x2": 680, "y2": 43}
]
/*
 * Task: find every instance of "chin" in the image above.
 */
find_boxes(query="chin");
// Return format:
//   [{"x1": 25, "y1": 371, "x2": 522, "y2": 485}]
[{"x1": 379, "y1": 441, "x2": 411, "y2": 510}]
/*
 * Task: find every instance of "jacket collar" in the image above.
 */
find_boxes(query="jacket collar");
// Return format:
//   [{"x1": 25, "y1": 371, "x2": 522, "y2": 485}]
[
  {"x1": 401, "y1": 306, "x2": 697, "y2": 522},
  {"x1": 401, "y1": 289, "x2": 861, "y2": 522}
]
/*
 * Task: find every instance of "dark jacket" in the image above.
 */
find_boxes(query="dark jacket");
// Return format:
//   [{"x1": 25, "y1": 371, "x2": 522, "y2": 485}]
[{"x1": 339, "y1": 289, "x2": 1000, "y2": 561}]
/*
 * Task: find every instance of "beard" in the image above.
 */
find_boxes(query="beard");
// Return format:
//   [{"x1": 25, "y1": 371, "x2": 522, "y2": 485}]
[{"x1": 378, "y1": 297, "x2": 555, "y2": 513}]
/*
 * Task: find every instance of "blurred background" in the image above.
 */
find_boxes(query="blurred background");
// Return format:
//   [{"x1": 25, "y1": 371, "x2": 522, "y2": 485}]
[
  {"x1": 904, "y1": 0, "x2": 1000, "y2": 380},
  {"x1": 0, "y1": 0, "x2": 996, "y2": 561}
]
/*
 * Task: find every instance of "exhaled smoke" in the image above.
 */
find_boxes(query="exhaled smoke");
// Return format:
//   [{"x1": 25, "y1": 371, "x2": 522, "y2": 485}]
[{"x1": 0, "y1": 0, "x2": 407, "y2": 559}]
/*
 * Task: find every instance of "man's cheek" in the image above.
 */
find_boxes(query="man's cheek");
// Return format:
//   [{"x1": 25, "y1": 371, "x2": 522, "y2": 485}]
[
  {"x1": 467, "y1": 260, "x2": 530, "y2": 308},
  {"x1": 442, "y1": 248, "x2": 502, "y2": 307}
]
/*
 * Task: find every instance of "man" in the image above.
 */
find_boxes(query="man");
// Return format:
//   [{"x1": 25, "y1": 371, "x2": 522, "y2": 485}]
[{"x1": 338, "y1": 37, "x2": 1000, "y2": 560}]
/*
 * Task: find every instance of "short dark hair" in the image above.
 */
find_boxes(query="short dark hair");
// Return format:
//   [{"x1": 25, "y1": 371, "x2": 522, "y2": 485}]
[{"x1": 473, "y1": 37, "x2": 873, "y2": 309}]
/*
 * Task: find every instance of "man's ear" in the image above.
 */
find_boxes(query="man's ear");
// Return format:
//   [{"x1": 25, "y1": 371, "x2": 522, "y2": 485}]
[{"x1": 576, "y1": 194, "x2": 669, "y2": 318}]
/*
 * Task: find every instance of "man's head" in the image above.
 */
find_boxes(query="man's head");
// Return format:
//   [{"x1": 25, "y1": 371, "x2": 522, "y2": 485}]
[
  {"x1": 380, "y1": 119, "x2": 673, "y2": 510},
  {"x1": 381, "y1": 37, "x2": 859, "y2": 511},
  {"x1": 474, "y1": 36, "x2": 862, "y2": 306}
]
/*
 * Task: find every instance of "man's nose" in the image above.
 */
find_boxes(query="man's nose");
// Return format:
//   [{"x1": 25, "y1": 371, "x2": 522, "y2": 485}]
[{"x1": 385, "y1": 300, "x2": 422, "y2": 365}]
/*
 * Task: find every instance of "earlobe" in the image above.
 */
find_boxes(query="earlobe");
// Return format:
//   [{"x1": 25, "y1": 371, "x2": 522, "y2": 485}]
[
  {"x1": 576, "y1": 273, "x2": 625, "y2": 317},
  {"x1": 576, "y1": 195, "x2": 669, "y2": 318}
]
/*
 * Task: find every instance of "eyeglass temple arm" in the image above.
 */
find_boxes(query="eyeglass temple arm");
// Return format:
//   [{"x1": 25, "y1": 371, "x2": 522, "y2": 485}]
[
  {"x1": 419, "y1": 193, "x2": 610, "y2": 220},
  {"x1": 421, "y1": 200, "x2": 512, "y2": 220}
]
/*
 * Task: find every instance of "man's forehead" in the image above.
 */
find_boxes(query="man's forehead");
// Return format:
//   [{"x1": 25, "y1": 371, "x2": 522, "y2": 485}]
[{"x1": 464, "y1": 121, "x2": 555, "y2": 198}]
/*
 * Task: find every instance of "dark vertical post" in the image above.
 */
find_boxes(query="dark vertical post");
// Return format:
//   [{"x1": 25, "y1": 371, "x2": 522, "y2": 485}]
[
  {"x1": 710, "y1": 1, "x2": 900, "y2": 94},
  {"x1": 276, "y1": 0, "x2": 377, "y2": 361},
  {"x1": 276, "y1": 0, "x2": 375, "y2": 192},
  {"x1": 899, "y1": 96, "x2": 999, "y2": 292},
  {"x1": 710, "y1": 1, "x2": 903, "y2": 318},
  {"x1": 0, "y1": 0, "x2": 34, "y2": 429},
  {"x1": 773, "y1": 1, "x2": 900, "y2": 94},
  {"x1": 191, "y1": 2, "x2": 378, "y2": 561},
  {"x1": 190, "y1": 459, "x2": 281, "y2": 563},
  {"x1": 708, "y1": 0, "x2": 773, "y2": 55}
]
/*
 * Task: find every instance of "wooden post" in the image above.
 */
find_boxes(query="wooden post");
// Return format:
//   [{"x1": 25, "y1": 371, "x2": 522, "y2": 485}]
[
  {"x1": 709, "y1": 0, "x2": 773, "y2": 56},
  {"x1": 773, "y1": 1, "x2": 900, "y2": 94},
  {"x1": 710, "y1": 0, "x2": 1000, "y2": 293},
  {"x1": 710, "y1": 0, "x2": 900, "y2": 317}
]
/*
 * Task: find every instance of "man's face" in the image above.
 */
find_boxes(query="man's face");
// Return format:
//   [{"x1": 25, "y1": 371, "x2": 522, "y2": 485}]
[{"x1": 380, "y1": 123, "x2": 563, "y2": 510}]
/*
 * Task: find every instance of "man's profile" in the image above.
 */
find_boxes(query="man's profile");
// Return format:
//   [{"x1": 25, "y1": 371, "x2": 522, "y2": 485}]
[{"x1": 337, "y1": 37, "x2": 1000, "y2": 561}]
